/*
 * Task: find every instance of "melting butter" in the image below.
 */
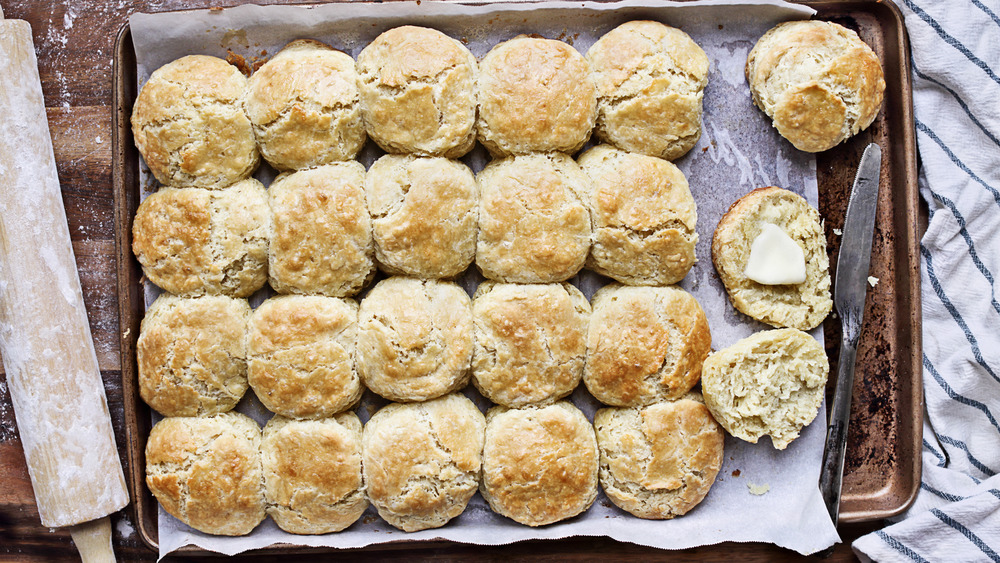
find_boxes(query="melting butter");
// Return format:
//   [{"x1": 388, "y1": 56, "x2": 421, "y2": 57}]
[{"x1": 744, "y1": 223, "x2": 806, "y2": 285}]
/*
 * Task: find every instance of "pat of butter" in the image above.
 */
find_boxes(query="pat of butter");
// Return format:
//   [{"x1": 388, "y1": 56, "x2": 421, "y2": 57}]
[{"x1": 744, "y1": 223, "x2": 806, "y2": 285}]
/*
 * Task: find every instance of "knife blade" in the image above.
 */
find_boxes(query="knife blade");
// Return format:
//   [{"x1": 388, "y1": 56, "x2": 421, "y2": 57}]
[{"x1": 819, "y1": 142, "x2": 883, "y2": 531}]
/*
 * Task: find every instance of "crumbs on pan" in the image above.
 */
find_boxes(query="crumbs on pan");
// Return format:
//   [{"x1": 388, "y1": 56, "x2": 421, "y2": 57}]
[
  {"x1": 868, "y1": 276, "x2": 879, "y2": 287},
  {"x1": 748, "y1": 482, "x2": 770, "y2": 496}
]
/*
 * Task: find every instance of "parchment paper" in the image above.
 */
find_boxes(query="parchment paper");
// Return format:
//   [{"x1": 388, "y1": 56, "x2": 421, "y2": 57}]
[{"x1": 129, "y1": 1, "x2": 841, "y2": 557}]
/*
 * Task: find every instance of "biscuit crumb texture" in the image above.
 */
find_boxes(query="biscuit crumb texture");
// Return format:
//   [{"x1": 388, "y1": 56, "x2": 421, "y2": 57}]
[
  {"x1": 701, "y1": 328, "x2": 829, "y2": 450},
  {"x1": 362, "y1": 394, "x2": 485, "y2": 532}
]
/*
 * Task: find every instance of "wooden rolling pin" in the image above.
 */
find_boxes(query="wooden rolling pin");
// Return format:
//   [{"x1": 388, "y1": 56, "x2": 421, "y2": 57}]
[{"x1": 0, "y1": 5, "x2": 128, "y2": 561}]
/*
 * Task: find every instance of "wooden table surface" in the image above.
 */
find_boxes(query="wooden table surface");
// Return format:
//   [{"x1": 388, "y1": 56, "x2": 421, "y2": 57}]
[{"x1": 0, "y1": 0, "x2": 885, "y2": 560}]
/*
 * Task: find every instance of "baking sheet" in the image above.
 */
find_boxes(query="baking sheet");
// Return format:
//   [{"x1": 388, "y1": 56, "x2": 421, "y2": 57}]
[{"x1": 125, "y1": 0, "x2": 844, "y2": 557}]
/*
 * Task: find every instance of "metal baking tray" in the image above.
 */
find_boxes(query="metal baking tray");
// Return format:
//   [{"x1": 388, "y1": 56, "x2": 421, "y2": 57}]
[{"x1": 112, "y1": 0, "x2": 921, "y2": 552}]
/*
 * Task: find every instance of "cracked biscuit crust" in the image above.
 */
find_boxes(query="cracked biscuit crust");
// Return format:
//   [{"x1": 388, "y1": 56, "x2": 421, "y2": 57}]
[
  {"x1": 471, "y1": 282, "x2": 590, "y2": 407},
  {"x1": 357, "y1": 277, "x2": 473, "y2": 402},
  {"x1": 247, "y1": 40, "x2": 366, "y2": 170},
  {"x1": 145, "y1": 412, "x2": 265, "y2": 536},
  {"x1": 481, "y1": 402, "x2": 598, "y2": 526},
  {"x1": 587, "y1": 21, "x2": 709, "y2": 161},
  {"x1": 578, "y1": 145, "x2": 697, "y2": 285},
  {"x1": 131, "y1": 178, "x2": 270, "y2": 297},
  {"x1": 585, "y1": 284, "x2": 711, "y2": 407},
  {"x1": 362, "y1": 393, "x2": 486, "y2": 532},
  {"x1": 261, "y1": 414, "x2": 367, "y2": 534},
  {"x1": 247, "y1": 295, "x2": 362, "y2": 419},
  {"x1": 131, "y1": 55, "x2": 259, "y2": 188},
  {"x1": 477, "y1": 36, "x2": 597, "y2": 156},
  {"x1": 357, "y1": 26, "x2": 478, "y2": 158},
  {"x1": 595, "y1": 395, "x2": 724, "y2": 519},
  {"x1": 137, "y1": 294, "x2": 251, "y2": 417}
]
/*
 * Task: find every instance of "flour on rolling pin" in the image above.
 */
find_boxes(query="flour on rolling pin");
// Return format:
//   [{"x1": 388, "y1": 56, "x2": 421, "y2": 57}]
[{"x1": 0, "y1": 13, "x2": 128, "y2": 530}]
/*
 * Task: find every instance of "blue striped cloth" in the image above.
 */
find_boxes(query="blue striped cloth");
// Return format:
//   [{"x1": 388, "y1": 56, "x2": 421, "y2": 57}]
[{"x1": 852, "y1": 1, "x2": 1000, "y2": 561}]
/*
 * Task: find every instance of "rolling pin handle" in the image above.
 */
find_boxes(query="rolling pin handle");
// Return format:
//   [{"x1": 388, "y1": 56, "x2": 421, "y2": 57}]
[{"x1": 68, "y1": 517, "x2": 116, "y2": 563}]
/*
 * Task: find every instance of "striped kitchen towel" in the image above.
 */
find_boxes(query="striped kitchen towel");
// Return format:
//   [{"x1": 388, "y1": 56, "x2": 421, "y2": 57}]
[{"x1": 852, "y1": 0, "x2": 1000, "y2": 561}]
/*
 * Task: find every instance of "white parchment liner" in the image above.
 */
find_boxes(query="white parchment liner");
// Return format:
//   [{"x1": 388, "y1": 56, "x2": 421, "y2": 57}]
[{"x1": 129, "y1": 0, "x2": 840, "y2": 557}]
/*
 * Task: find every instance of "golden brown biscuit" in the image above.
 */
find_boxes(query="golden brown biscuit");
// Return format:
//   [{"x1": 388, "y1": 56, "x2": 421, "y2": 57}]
[
  {"x1": 746, "y1": 20, "x2": 885, "y2": 152},
  {"x1": 471, "y1": 282, "x2": 590, "y2": 407},
  {"x1": 701, "y1": 328, "x2": 829, "y2": 449},
  {"x1": 585, "y1": 284, "x2": 711, "y2": 407},
  {"x1": 476, "y1": 153, "x2": 592, "y2": 283},
  {"x1": 357, "y1": 277, "x2": 473, "y2": 402},
  {"x1": 578, "y1": 145, "x2": 697, "y2": 285},
  {"x1": 261, "y1": 414, "x2": 367, "y2": 534},
  {"x1": 477, "y1": 36, "x2": 596, "y2": 156},
  {"x1": 131, "y1": 178, "x2": 270, "y2": 297},
  {"x1": 481, "y1": 402, "x2": 598, "y2": 526},
  {"x1": 137, "y1": 294, "x2": 251, "y2": 417},
  {"x1": 246, "y1": 39, "x2": 366, "y2": 170},
  {"x1": 268, "y1": 162, "x2": 375, "y2": 297},
  {"x1": 145, "y1": 413, "x2": 265, "y2": 536},
  {"x1": 364, "y1": 155, "x2": 478, "y2": 279},
  {"x1": 362, "y1": 394, "x2": 485, "y2": 532},
  {"x1": 131, "y1": 55, "x2": 259, "y2": 188},
  {"x1": 357, "y1": 26, "x2": 478, "y2": 157},
  {"x1": 595, "y1": 395, "x2": 724, "y2": 519},
  {"x1": 587, "y1": 21, "x2": 709, "y2": 160},
  {"x1": 711, "y1": 186, "x2": 832, "y2": 330},
  {"x1": 247, "y1": 295, "x2": 362, "y2": 419}
]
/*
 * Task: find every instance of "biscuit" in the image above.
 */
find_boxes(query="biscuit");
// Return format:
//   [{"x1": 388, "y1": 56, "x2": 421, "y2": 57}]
[
  {"x1": 357, "y1": 26, "x2": 478, "y2": 157},
  {"x1": 268, "y1": 162, "x2": 375, "y2": 297},
  {"x1": 247, "y1": 295, "x2": 362, "y2": 419},
  {"x1": 246, "y1": 40, "x2": 366, "y2": 170},
  {"x1": 357, "y1": 277, "x2": 473, "y2": 402},
  {"x1": 261, "y1": 414, "x2": 367, "y2": 534},
  {"x1": 137, "y1": 294, "x2": 251, "y2": 417},
  {"x1": 481, "y1": 402, "x2": 598, "y2": 526},
  {"x1": 476, "y1": 153, "x2": 592, "y2": 283},
  {"x1": 746, "y1": 20, "x2": 885, "y2": 152},
  {"x1": 362, "y1": 393, "x2": 485, "y2": 532},
  {"x1": 131, "y1": 178, "x2": 270, "y2": 297},
  {"x1": 145, "y1": 413, "x2": 265, "y2": 536},
  {"x1": 365, "y1": 155, "x2": 478, "y2": 279},
  {"x1": 472, "y1": 282, "x2": 590, "y2": 407},
  {"x1": 587, "y1": 21, "x2": 709, "y2": 161},
  {"x1": 594, "y1": 395, "x2": 724, "y2": 519},
  {"x1": 711, "y1": 186, "x2": 832, "y2": 330},
  {"x1": 578, "y1": 145, "x2": 697, "y2": 285},
  {"x1": 585, "y1": 284, "x2": 711, "y2": 407},
  {"x1": 131, "y1": 55, "x2": 259, "y2": 188},
  {"x1": 701, "y1": 328, "x2": 829, "y2": 449},
  {"x1": 477, "y1": 36, "x2": 596, "y2": 156}
]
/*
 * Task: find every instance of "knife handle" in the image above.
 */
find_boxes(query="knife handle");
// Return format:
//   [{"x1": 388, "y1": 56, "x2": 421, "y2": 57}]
[{"x1": 819, "y1": 331, "x2": 859, "y2": 524}]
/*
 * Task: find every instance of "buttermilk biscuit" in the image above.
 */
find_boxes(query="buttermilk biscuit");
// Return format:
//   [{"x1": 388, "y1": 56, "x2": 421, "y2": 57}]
[
  {"x1": 477, "y1": 36, "x2": 597, "y2": 156},
  {"x1": 145, "y1": 413, "x2": 265, "y2": 536},
  {"x1": 362, "y1": 394, "x2": 485, "y2": 532},
  {"x1": 746, "y1": 20, "x2": 885, "y2": 152},
  {"x1": 594, "y1": 395, "x2": 724, "y2": 519},
  {"x1": 357, "y1": 26, "x2": 478, "y2": 157},
  {"x1": 476, "y1": 153, "x2": 592, "y2": 283},
  {"x1": 701, "y1": 328, "x2": 829, "y2": 449},
  {"x1": 268, "y1": 162, "x2": 375, "y2": 297},
  {"x1": 246, "y1": 40, "x2": 365, "y2": 170},
  {"x1": 481, "y1": 402, "x2": 598, "y2": 527},
  {"x1": 472, "y1": 282, "x2": 590, "y2": 407},
  {"x1": 247, "y1": 295, "x2": 362, "y2": 419},
  {"x1": 131, "y1": 55, "x2": 259, "y2": 188},
  {"x1": 261, "y1": 414, "x2": 367, "y2": 534},
  {"x1": 587, "y1": 21, "x2": 709, "y2": 161},
  {"x1": 712, "y1": 186, "x2": 832, "y2": 330},
  {"x1": 365, "y1": 155, "x2": 478, "y2": 279},
  {"x1": 578, "y1": 145, "x2": 697, "y2": 285},
  {"x1": 357, "y1": 277, "x2": 473, "y2": 402},
  {"x1": 131, "y1": 178, "x2": 270, "y2": 297},
  {"x1": 137, "y1": 294, "x2": 251, "y2": 417},
  {"x1": 585, "y1": 284, "x2": 711, "y2": 407}
]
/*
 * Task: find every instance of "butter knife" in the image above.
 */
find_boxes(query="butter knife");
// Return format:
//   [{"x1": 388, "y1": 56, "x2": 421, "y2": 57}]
[{"x1": 819, "y1": 142, "x2": 882, "y2": 529}]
